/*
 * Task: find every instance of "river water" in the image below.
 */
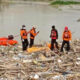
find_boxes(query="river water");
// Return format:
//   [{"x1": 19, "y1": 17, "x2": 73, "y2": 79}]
[{"x1": 0, "y1": 1, "x2": 80, "y2": 44}]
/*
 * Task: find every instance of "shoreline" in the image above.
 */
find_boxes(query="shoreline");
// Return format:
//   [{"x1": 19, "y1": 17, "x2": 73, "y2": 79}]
[
  {"x1": 1, "y1": 0, "x2": 80, "y2": 5},
  {"x1": 1, "y1": 0, "x2": 49, "y2": 5},
  {"x1": 1, "y1": 0, "x2": 80, "y2": 8}
]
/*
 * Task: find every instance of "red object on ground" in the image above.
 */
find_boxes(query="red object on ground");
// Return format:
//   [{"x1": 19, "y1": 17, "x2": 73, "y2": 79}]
[{"x1": 0, "y1": 37, "x2": 18, "y2": 46}]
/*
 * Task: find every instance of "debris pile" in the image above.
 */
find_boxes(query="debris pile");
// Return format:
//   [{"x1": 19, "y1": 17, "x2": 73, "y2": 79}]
[{"x1": 0, "y1": 40, "x2": 80, "y2": 80}]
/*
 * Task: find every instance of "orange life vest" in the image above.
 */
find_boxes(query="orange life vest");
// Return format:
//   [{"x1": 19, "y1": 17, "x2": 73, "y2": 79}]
[
  {"x1": 63, "y1": 30, "x2": 71, "y2": 41},
  {"x1": 20, "y1": 29, "x2": 27, "y2": 39},
  {"x1": 30, "y1": 29, "x2": 37, "y2": 39}
]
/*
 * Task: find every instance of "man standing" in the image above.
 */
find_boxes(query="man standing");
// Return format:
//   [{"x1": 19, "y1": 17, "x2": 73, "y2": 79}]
[
  {"x1": 29, "y1": 27, "x2": 39, "y2": 47},
  {"x1": 61, "y1": 26, "x2": 72, "y2": 52},
  {"x1": 20, "y1": 25, "x2": 29, "y2": 51},
  {"x1": 50, "y1": 25, "x2": 59, "y2": 50}
]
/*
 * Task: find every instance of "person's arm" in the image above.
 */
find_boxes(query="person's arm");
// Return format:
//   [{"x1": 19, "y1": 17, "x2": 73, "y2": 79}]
[
  {"x1": 62, "y1": 32, "x2": 64, "y2": 40},
  {"x1": 56, "y1": 30, "x2": 58, "y2": 39},
  {"x1": 34, "y1": 31, "x2": 39, "y2": 36},
  {"x1": 20, "y1": 30, "x2": 24, "y2": 41},
  {"x1": 31, "y1": 30, "x2": 39, "y2": 36},
  {"x1": 20, "y1": 30, "x2": 23, "y2": 37},
  {"x1": 36, "y1": 31, "x2": 39, "y2": 35},
  {"x1": 30, "y1": 30, "x2": 36, "y2": 37},
  {"x1": 69, "y1": 31, "x2": 72, "y2": 40},
  {"x1": 50, "y1": 30, "x2": 52, "y2": 38},
  {"x1": 27, "y1": 30, "x2": 31, "y2": 34}
]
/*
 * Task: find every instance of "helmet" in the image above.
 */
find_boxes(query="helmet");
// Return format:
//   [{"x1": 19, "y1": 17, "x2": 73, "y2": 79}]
[{"x1": 65, "y1": 26, "x2": 68, "y2": 30}]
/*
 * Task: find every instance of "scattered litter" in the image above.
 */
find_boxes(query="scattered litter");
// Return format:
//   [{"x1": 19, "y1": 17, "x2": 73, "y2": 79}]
[
  {"x1": 0, "y1": 40, "x2": 80, "y2": 79},
  {"x1": 58, "y1": 59, "x2": 62, "y2": 63}
]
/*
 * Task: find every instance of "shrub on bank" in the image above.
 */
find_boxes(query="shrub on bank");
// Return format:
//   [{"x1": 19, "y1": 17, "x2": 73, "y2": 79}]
[{"x1": 51, "y1": 0, "x2": 80, "y2": 5}]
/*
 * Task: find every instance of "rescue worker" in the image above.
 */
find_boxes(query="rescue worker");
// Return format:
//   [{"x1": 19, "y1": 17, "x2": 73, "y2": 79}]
[
  {"x1": 20, "y1": 25, "x2": 29, "y2": 51},
  {"x1": 50, "y1": 25, "x2": 59, "y2": 50},
  {"x1": 61, "y1": 26, "x2": 72, "y2": 52},
  {"x1": 29, "y1": 27, "x2": 39, "y2": 47}
]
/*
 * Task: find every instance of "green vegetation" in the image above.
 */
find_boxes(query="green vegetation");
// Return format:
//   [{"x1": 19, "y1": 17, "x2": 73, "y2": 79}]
[{"x1": 51, "y1": 0, "x2": 80, "y2": 5}]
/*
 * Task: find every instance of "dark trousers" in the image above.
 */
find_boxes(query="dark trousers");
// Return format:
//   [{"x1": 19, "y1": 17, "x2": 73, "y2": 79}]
[
  {"x1": 22, "y1": 39, "x2": 28, "y2": 51},
  {"x1": 61, "y1": 40, "x2": 70, "y2": 52},
  {"x1": 29, "y1": 39, "x2": 34, "y2": 48},
  {"x1": 51, "y1": 39, "x2": 59, "y2": 50}
]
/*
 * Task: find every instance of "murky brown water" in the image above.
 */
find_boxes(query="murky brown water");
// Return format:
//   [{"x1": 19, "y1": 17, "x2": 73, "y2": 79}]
[{"x1": 0, "y1": 2, "x2": 80, "y2": 44}]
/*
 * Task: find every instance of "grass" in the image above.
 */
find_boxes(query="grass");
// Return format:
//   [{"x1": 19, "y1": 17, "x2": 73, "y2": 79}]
[{"x1": 51, "y1": 0, "x2": 80, "y2": 5}]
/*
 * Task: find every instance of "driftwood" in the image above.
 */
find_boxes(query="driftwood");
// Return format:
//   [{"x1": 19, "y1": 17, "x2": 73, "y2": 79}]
[{"x1": 0, "y1": 40, "x2": 80, "y2": 79}]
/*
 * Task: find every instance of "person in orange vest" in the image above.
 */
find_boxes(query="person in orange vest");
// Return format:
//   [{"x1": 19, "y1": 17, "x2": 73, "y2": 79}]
[
  {"x1": 20, "y1": 25, "x2": 30, "y2": 51},
  {"x1": 29, "y1": 27, "x2": 39, "y2": 47},
  {"x1": 61, "y1": 26, "x2": 72, "y2": 52},
  {"x1": 50, "y1": 25, "x2": 59, "y2": 50}
]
